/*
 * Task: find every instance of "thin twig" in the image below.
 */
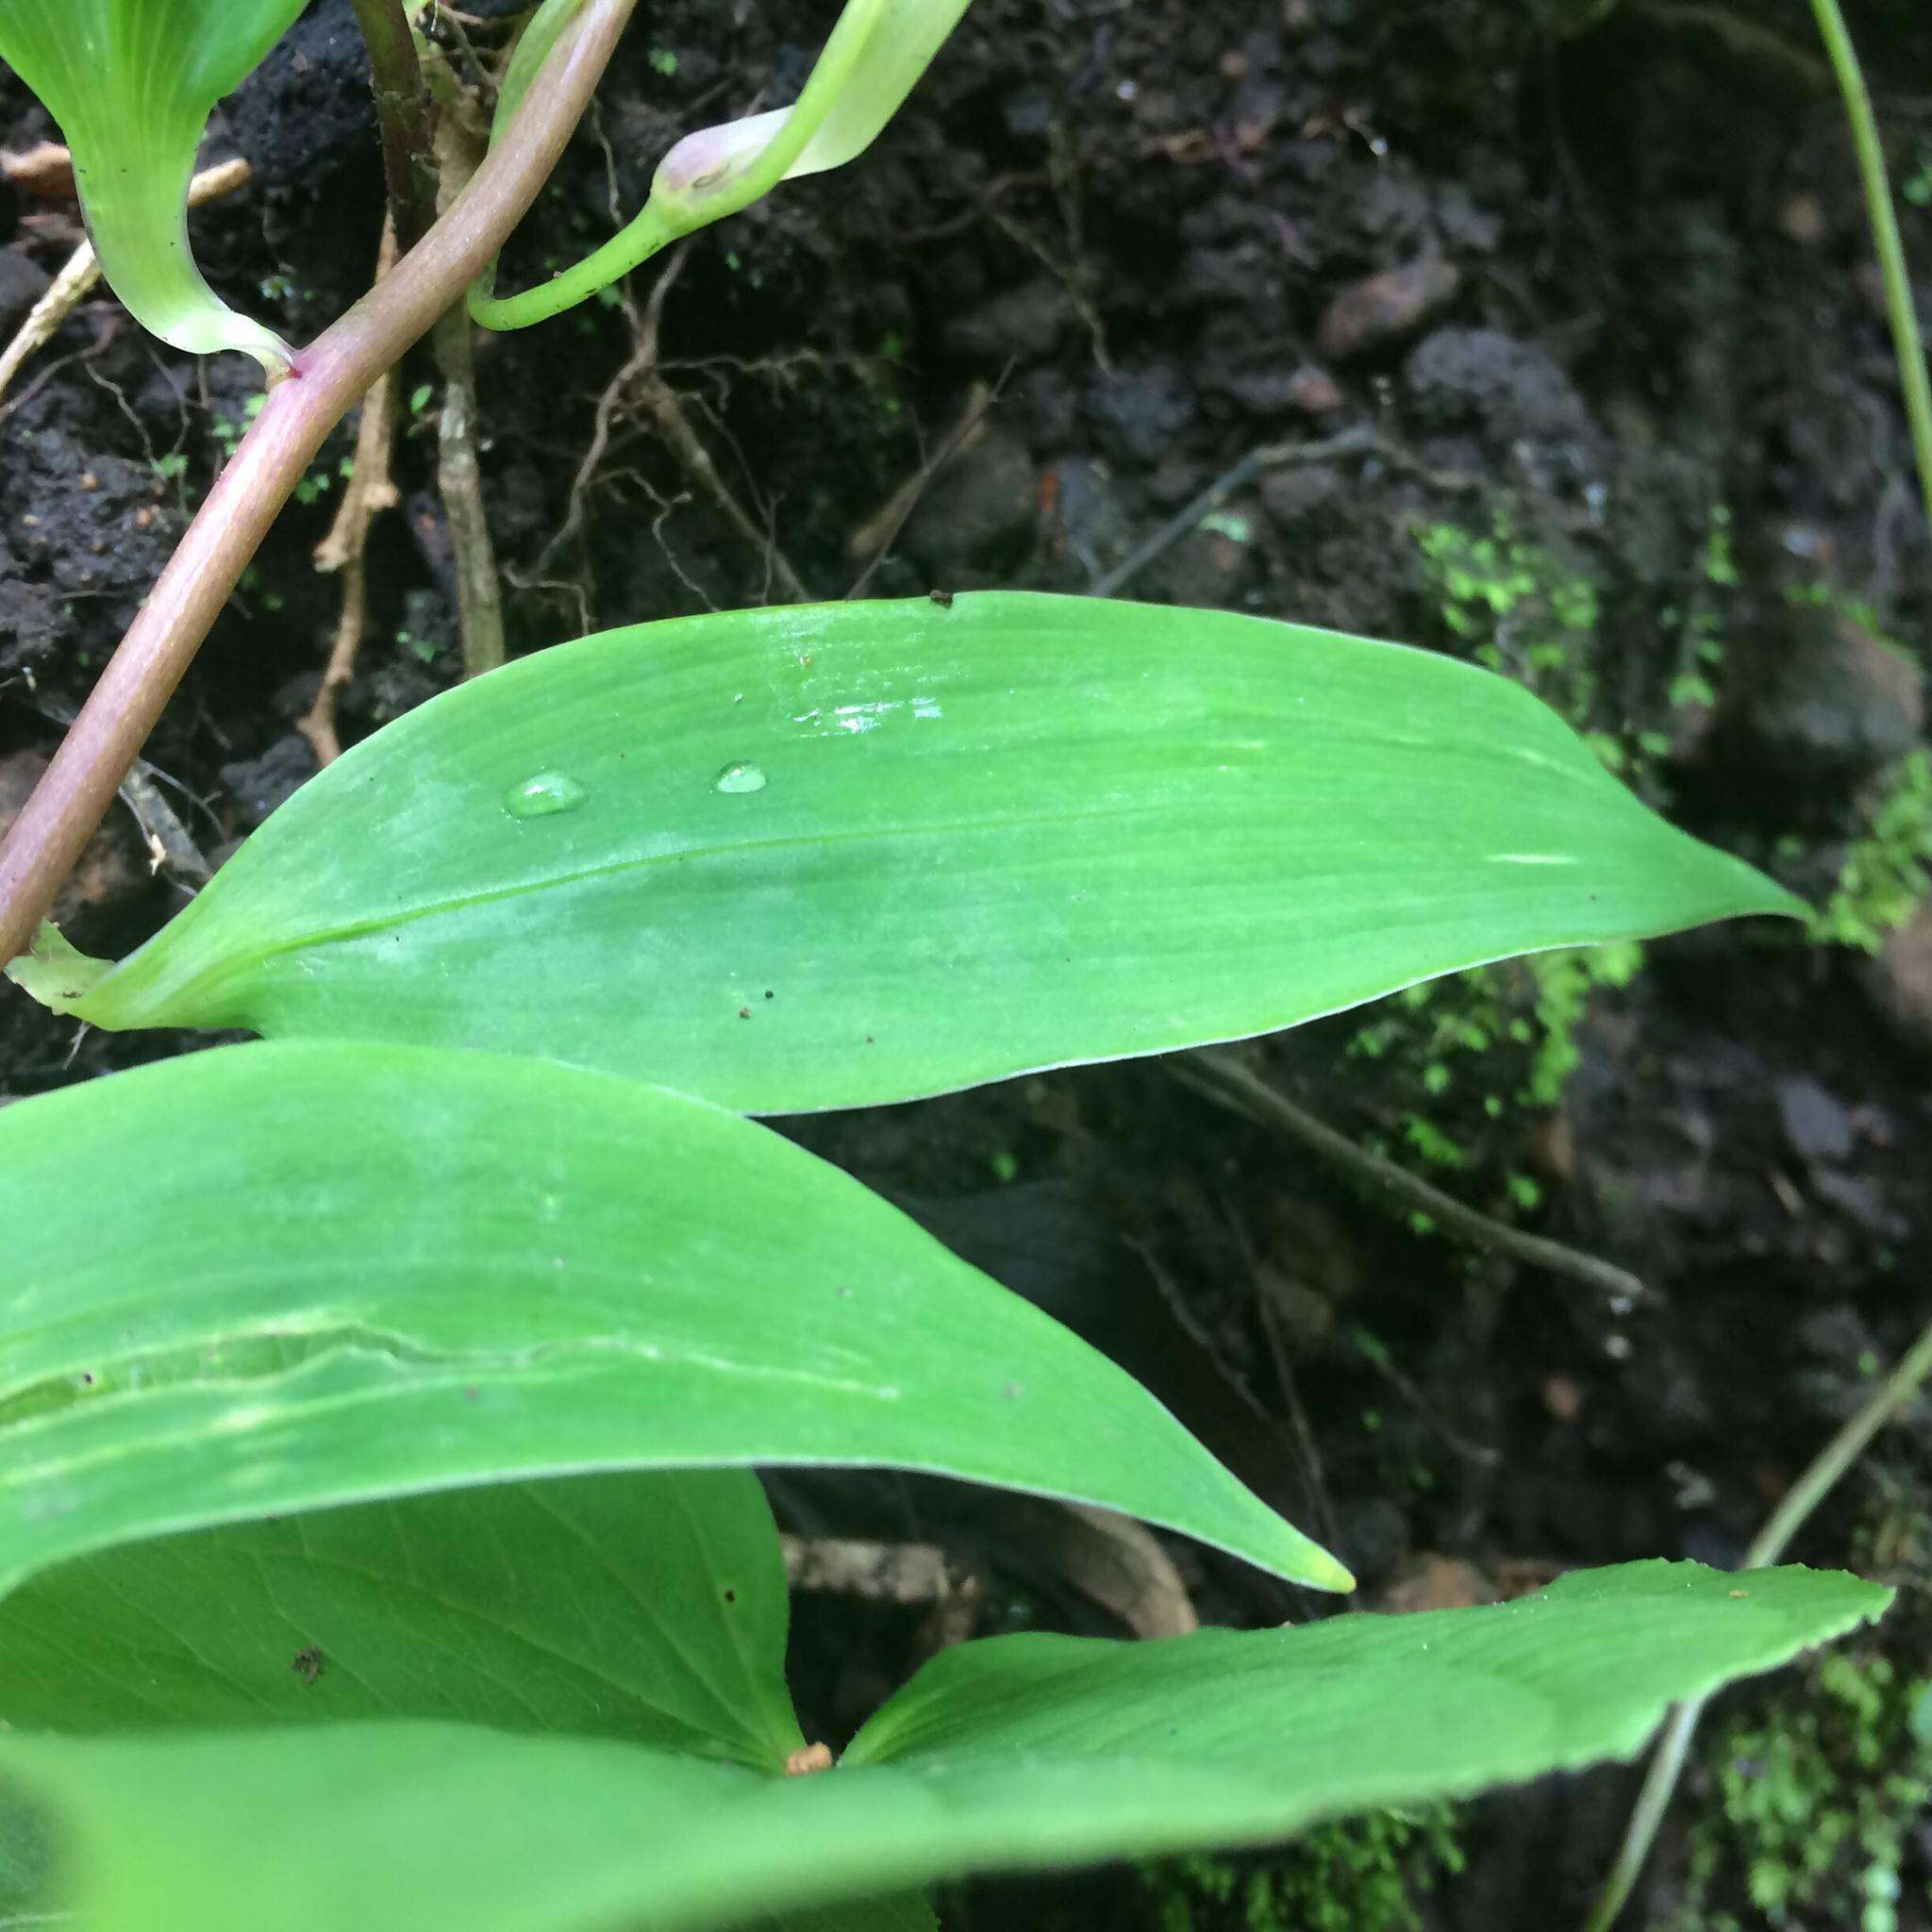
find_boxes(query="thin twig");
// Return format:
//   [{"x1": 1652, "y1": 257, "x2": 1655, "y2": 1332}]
[
  {"x1": 347, "y1": 0, "x2": 441, "y2": 250},
  {"x1": 298, "y1": 222, "x2": 404, "y2": 766},
  {"x1": 544, "y1": 224, "x2": 809, "y2": 605},
  {"x1": 26, "y1": 701, "x2": 211, "y2": 887},
  {"x1": 846, "y1": 374, "x2": 1008, "y2": 598},
  {"x1": 1220, "y1": 1201, "x2": 1340, "y2": 1548},
  {"x1": 1174, "y1": 1049, "x2": 1655, "y2": 1308},
  {"x1": 423, "y1": 42, "x2": 509, "y2": 677},
  {"x1": 1091, "y1": 425, "x2": 1378, "y2": 599},
  {"x1": 1582, "y1": 1315, "x2": 1932, "y2": 1932},
  {"x1": 0, "y1": 158, "x2": 253, "y2": 408},
  {"x1": 1807, "y1": 0, "x2": 1932, "y2": 546}
]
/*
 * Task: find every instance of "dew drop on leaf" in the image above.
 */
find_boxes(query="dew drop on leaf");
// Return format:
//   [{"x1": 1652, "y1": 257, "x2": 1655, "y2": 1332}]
[
  {"x1": 714, "y1": 760, "x2": 767, "y2": 795},
  {"x1": 503, "y1": 772, "x2": 587, "y2": 819}
]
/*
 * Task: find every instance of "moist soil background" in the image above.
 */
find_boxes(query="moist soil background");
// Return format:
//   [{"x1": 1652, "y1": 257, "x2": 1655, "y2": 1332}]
[{"x1": 3, "y1": 3, "x2": 1932, "y2": 1926}]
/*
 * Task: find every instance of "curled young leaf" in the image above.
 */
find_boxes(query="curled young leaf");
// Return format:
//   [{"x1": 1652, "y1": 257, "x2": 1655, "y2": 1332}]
[
  {"x1": 0, "y1": 0, "x2": 301, "y2": 366},
  {"x1": 473, "y1": 0, "x2": 972, "y2": 328}
]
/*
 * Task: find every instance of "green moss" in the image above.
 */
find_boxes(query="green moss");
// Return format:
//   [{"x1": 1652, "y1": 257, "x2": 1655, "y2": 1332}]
[
  {"x1": 1414, "y1": 505, "x2": 1602, "y2": 741},
  {"x1": 1671, "y1": 1651, "x2": 1932, "y2": 1932},
  {"x1": 1142, "y1": 1807, "x2": 1464, "y2": 1932},
  {"x1": 1343, "y1": 941, "x2": 1641, "y2": 1178},
  {"x1": 1812, "y1": 752, "x2": 1932, "y2": 952},
  {"x1": 1524, "y1": 941, "x2": 1642, "y2": 1105}
]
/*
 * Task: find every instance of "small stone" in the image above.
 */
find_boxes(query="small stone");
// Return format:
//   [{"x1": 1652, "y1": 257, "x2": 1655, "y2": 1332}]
[
  {"x1": 1285, "y1": 363, "x2": 1345, "y2": 415},
  {"x1": 1084, "y1": 363, "x2": 1198, "y2": 466},
  {"x1": 1381, "y1": 1553, "x2": 1497, "y2": 1614},
  {"x1": 1779, "y1": 193, "x2": 1827, "y2": 245},
  {"x1": 901, "y1": 426, "x2": 1039, "y2": 580},
  {"x1": 1257, "y1": 463, "x2": 1341, "y2": 528},
  {"x1": 1776, "y1": 1074, "x2": 1856, "y2": 1165},
  {"x1": 1857, "y1": 900, "x2": 1932, "y2": 1061},
  {"x1": 941, "y1": 279, "x2": 1068, "y2": 363},
  {"x1": 1726, "y1": 598, "x2": 1923, "y2": 793},
  {"x1": 1316, "y1": 253, "x2": 1460, "y2": 362},
  {"x1": 1405, "y1": 326, "x2": 1596, "y2": 453},
  {"x1": 1541, "y1": 1372, "x2": 1586, "y2": 1424},
  {"x1": 220, "y1": 734, "x2": 319, "y2": 830}
]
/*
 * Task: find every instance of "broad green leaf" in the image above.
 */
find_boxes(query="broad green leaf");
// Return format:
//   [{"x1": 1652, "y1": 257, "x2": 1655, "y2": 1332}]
[
  {"x1": 474, "y1": 0, "x2": 972, "y2": 328},
  {"x1": 0, "y1": 0, "x2": 300, "y2": 364},
  {"x1": 9, "y1": 594, "x2": 1805, "y2": 1115},
  {"x1": 0, "y1": 1472, "x2": 805, "y2": 1770},
  {"x1": 0, "y1": 1564, "x2": 1887, "y2": 1932},
  {"x1": 0, "y1": 1041, "x2": 1347, "y2": 1596}
]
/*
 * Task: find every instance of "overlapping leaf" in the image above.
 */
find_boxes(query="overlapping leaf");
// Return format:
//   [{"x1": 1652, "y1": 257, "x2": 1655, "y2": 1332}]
[
  {"x1": 0, "y1": 1040, "x2": 1347, "y2": 1600},
  {"x1": 0, "y1": 0, "x2": 299, "y2": 363},
  {"x1": 0, "y1": 1472, "x2": 804, "y2": 1767},
  {"x1": 8, "y1": 594, "x2": 1805, "y2": 1113},
  {"x1": 0, "y1": 1563, "x2": 1887, "y2": 1932}
]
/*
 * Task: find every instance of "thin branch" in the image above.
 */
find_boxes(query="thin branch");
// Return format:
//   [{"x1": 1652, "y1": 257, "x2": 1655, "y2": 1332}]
[
  {"x1": 1582, "y1": 1315, "x2": 1932, "y2": 1932},
  {"x1": 1174, "y1": 1049, "x2": 1655, "y2": 1308},
  {"x1": 348, "y1": 0, "x2": 441, "y2": 250},
  {"x1": 1091, "y1": 425, "x2": 1378, "y2": 599},
  {"x1": 0, "y1": 0, "x2": 641, "y2": 967},
  {"x1": 297, "y1": 220, "x2": 404, "y2": 765},
  {"x1": 846, "y1": 374, "x2": 1008, "y2": 598},
  {"x1": 423, "y1": 45, "x2": 508, "y2": 677},
  {"x1": 542, "y1": 238, "x2": 809, "y2": 606},
  {"x1": 0, "y1": 158, "x2": 253, "y2": 408}
]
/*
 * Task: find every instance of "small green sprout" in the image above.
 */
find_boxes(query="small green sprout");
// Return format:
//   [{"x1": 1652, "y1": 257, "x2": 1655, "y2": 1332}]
[{"x1": 471, "y1": 0, "x2": 973, "y2": 329}]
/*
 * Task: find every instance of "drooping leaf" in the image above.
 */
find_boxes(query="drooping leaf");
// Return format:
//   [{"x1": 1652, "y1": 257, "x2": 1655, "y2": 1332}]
[
  {"x1": 0, "y1": 1472, "x2": 805, "y2": 1769},
  {"x1": 0, "y1": 1040, "x2": 1347, "y2": 1598},
  {"x1": 474, "y1": 0, "x2": 972, "y2": 328},
  {"x1": 8, "y1": 594, "x2": 1805, "y2": 1114},
  {"x1": 0, "y1": 0, "x2": 300, "y2": 364},
  {"x1": 0, "y1": 1564, "x2": 1887, "y2": 1932}
]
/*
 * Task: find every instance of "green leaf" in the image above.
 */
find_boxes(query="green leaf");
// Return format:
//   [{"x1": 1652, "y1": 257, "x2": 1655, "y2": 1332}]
[
  {"x1": 0, "y1": 1472, "x2": 805, "y2": 1770},
  {"x1": 0, "y1": 1564, "x2": 1886, "y2": 1932},
  {"x1": 475, "y1": 0, "x2": 972, "y2": 328},
  {"x1": 15, "y1": 594, "x2": 1804, "y2": 1114},
  {"x1": 0, "y1": 1040, "x2": 1347, "y2": 1597},
  {"x1": 0, "y1": 0, "x2": 300, "y2": 364}
]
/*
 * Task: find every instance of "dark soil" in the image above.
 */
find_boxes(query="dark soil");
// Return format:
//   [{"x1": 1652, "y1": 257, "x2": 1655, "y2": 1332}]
[{"x1": 4, "y1": 2, "x2": 1932, "y2": 1926}]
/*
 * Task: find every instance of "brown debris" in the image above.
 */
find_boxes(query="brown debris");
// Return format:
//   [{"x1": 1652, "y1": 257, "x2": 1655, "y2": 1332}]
[
  {"x1": 2, "y1": 142, "x2": 76, "y2": 201},
  {"x1": 1316, "y1": 252, "x2": 1460, "y2": 362}
]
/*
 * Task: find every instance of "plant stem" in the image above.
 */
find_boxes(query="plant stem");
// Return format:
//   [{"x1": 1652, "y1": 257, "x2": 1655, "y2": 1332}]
[
  {"x1": 1176, "y1": 1050, "x2": 1655, "y2": 1308},
  {"x1": 1581, "y1": 1313, "x2": 1932, "y2": 1932},
  {"x1": 427, "y1": 67, "x2": 509, "y2": 678},
  {"x1": 348, "y1": 0, "x2": 441, "y2": 250},
  {"x1": 0, "y1": 0, "x2": 638, "y2": 970},
  {"x1": 1808, "y1": 0, "x2": 1932, "y2": 544}
]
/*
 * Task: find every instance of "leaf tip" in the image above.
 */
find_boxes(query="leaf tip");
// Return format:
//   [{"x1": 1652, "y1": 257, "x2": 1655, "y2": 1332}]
[{"x1": 1300, "y1": 1546, "x2": 1357, "y2": 1595}]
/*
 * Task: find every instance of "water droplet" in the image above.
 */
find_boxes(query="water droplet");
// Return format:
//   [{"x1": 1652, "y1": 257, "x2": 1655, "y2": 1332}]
[
  {"x1": 503, "y1": 771, "x2": 586, "y2": 819},
  {"x1": 714, "y1": 759, "x2": 767, "y2": 795}
]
